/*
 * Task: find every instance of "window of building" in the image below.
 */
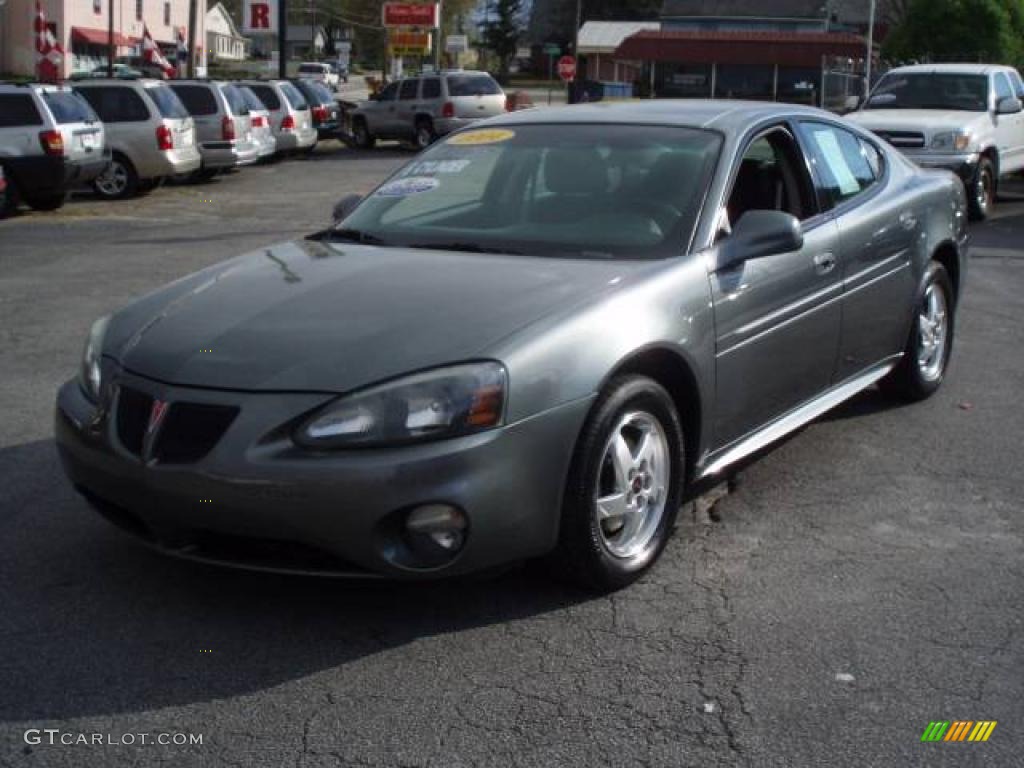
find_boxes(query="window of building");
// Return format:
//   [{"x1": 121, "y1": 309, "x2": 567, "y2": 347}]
[
  {"x1": 715, "y1": 64, "x2": 774, "y2": 101},
  {"x1": 164, "y1": 2, "x2": 171, "y2": 26},
  {"x1": 94, "y1": 0, "x2": 102, "y2": 14},
  {"x1": 657, "y1": 64, "x2": 712, "y2": 99}
]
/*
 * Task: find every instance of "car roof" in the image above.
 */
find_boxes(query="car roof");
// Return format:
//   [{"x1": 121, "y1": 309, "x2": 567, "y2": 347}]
[
  {"x1": 885, "y1": 63, "x2": 1015, "y2": 76},
  {"x1": 75, "y1": 77, "x2": 167, "y2": 87},
  {"x1": 485, "y1": 99, "x2": 832, "y2": 132}
]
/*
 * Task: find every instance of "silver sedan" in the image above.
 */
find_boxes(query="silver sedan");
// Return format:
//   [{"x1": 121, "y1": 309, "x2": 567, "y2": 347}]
[{"x1": 56, "y1": 101, "x2": 968, "y2": 590}]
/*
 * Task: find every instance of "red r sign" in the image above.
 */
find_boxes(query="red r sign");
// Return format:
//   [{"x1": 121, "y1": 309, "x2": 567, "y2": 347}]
[{"x1": 250, "y1": 3, "x2": 270, "y2": 30}]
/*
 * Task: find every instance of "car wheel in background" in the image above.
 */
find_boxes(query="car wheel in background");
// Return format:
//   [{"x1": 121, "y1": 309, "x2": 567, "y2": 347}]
[
  {"x1": 352, "y1": 119, "x2": 375, "y2": 149},
  {"x1": 23, "y1": 190, "x2": 68, "y2": 211},
  {"x1": 93, "y1": 154, "x2": 139, "y2": 200},
  {"x1": 881, "y1": 261, "x2": 955, "y2": 401},
  {"x1": 414, "y1": 118, "x2": 436, "y2": 151},
  {"x1": 554, "y1": 375, "x2": 685, "y2": 591},
  {"x1": 968, "y1": 157, "x2": 995, "y2": 221}
]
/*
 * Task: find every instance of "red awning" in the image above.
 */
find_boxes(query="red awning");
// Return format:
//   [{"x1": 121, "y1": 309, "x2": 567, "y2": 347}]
[
  {"x1": 72, "y1": 27, "x2": 137, "y2": 48},
  {"x1": 615, "y1": 30, "x2": 869, "y2": 68}
]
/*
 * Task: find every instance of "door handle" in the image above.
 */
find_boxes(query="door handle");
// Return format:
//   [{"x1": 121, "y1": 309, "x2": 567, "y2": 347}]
[
  {"x1": 899, "y1": 211, "x2": 918, "y2": 230},
  {"x1": 813, "y1": 251, "x2": 837, "y2": 275}
]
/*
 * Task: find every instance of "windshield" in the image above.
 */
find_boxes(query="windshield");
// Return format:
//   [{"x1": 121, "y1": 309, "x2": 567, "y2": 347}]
[
  {"x1": 336, "y1": 124, "x2": 722, "y2": 260},
  {"x1": 146, "y1": 85, "x2": 190, "y2": 119},
  {"x1": 866, "y1": 73, "x2": 989, "y2": 112}
]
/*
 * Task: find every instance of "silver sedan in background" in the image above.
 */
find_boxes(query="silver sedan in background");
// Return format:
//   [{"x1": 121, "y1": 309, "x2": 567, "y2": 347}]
[{"x1": 56, "y1": 101, "x2": 967, "y2": 590}]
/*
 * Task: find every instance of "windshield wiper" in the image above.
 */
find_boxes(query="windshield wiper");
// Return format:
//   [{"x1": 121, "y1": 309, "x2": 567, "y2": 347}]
[
  {"x1": 324, "y1": 228, "x2": 391, "y2": 246},
  {"x1": 406, "y1": 242, "x2": 522, "y2": 255}
]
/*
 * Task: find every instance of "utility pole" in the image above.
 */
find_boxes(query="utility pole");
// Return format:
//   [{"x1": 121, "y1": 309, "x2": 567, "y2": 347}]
[
  {"x1": 568, "y1": 0, "x2": 581, "y2": 103},
  {"x1": 187, "y1": 0, "x2": 197, "y2": 77},
  {"x1": 435, "y1": 0, "x2": 443, "y2": 72},
  {"x1": 278, "y1": 0, "x2": 287, "y2": 78},
  {"x1": 108, "y1": 0, "x2": 115, "y2": 77},
  {"x1": 864, "y1": 0, "x2": 876, "y2": 98},
  {"x1": 310, "y1": 0, "x2": 315, "y2": 61}
]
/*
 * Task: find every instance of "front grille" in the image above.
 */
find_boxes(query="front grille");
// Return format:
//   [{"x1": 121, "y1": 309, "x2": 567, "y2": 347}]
[
  {"x1": 873, "y1": 130, "x2": 926, "y2": 149},
  {"x1": 116, "y1": 387, "x2": 153, "y2": 457},
  {"x1": 154, "y1": 402, "x2": 238, "y2": 464},
  {"x1": 115, "y1": 386, "x2": 238, "y2": 464}
]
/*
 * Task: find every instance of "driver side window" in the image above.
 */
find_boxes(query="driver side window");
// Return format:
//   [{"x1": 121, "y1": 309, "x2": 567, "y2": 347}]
[
  {"x1": 721, "y1": 128, "x2": 816, "y2": 238},
  {"x1": 377, "y1": 82, "x2": 399, "y2": 102}
]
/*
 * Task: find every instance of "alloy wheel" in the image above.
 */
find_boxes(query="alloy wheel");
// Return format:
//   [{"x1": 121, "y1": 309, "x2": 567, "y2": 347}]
[
  {"x1": 917, "y1": 282, "x2": 949, "y2": 381},
  {"x1": 594, "y1": 411, "x2": 670, "y2": 559},
  {"x1": 976, "y1": 166, "x2": 993, "y2": 216},
  {"x1": 95, "y1": 161, "x2": 128, "y2": 198}
]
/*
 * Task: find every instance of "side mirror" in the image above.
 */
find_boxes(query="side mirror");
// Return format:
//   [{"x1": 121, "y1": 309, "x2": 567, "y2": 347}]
[
  {"x1": 717, "y1": 210, "x2": 804, "y2": 270},
  {"x1": 843, "y1": 95, "x2": 862, "y2": 113},
  {"x1": 332, "y1": 193, "x2": 363, "y2": 224},
  {"x1": 996, "y1": 96, "x2": 1023, "y2": 115}
]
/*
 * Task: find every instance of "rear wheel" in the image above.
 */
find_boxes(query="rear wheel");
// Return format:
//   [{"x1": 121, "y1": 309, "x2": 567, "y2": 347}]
[
  {"x1": 414, "y1": 118, "x2": 436, "y2": 150},
  {"x1": 93, "y1": 154, "x2": 139, "y2": 199},
  {"x1": 352, "y1": 119, "x2": 375, "y2": 149},
  {"x1": 553, "y1": 375, "x2": 684, "y2": 591},
  {"x1": 967, "y1": 157, "x2": 995, "y2": 221},
  {"x1": 881, "y1": 262, "x2": 955, "y2": 401}
]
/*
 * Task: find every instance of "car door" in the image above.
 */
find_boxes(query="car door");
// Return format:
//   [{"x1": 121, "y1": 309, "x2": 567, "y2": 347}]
[
  {"x1": 999, "y1": 70, "x2": 1024, "y2": 173},
  {"x1": 796, "y1": 120, "x2": 918, "y2": 380},
  {"x1": 367, "y1": 81, "x2": 400, "y2": 137},
  {"x1": 710, "y1": 125, "x2": 842, "y2": 448},
  {"x1": 992, "y1": 72, "x2": 1024, "y2": 173},
  {"x1": 395, "y1": 78, "x2": 420, "y2": 138}
]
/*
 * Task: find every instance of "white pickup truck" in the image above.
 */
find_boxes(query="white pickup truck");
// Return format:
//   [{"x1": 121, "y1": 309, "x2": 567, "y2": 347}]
[{"x1": 847, "y1": 63, "x2": 1024, "y2": 220}]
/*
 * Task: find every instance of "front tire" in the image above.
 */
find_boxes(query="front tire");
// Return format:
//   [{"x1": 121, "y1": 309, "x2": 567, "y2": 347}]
[
  {"x1": 881, "y1": 262, "x2": 955, "y2": 401},
  {"x1": 352, "y1": 119, "x2": 375, "y2": 149},
  {"x1": 554, "y1": 375, "x2": 685, "y2": 591},
  {"x1": 967, "y1": 156, "x2": 995, "y2": 221}
]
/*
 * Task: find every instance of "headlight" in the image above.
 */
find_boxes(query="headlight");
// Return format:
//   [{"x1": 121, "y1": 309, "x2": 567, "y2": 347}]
[
  {"x1": 931, "y1": 131, "x2": 972, "y2": 152},
  {"x1": 80, "y1": 315, "x2": 110, "y2": 402},
  {"x1": 296, "y1": 362, "x2": 507, "y2": 448}
]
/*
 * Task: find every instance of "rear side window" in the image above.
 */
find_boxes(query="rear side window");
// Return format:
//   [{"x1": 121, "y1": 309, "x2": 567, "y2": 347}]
[
  {"x1": 77, "y1": 87, "x2": 150, "y2": 122},
  {"x1": 446, "y1": 75, "x2": 501, "y2": 97},
  {"x1": 279, "y1": 81, "x2": 308, "y2": 110},
  {"x1": 238, "y1": 86, "x2": 266, "y2": 112},
  {"x1": 146, "y1": 85, "x2": 189, "y2": 119},
  {"x1": 422, "y1": 78, "x2": 441, "y2": 99},
  {"x1": 249, "y1": 85, "x2": 280, "y2": 111},
  {"x1": 221, "y1": 84, "x2": 249, "y2": 115},
  {"x1": 42, "y1": 91, "x2": 97, "y2": 124},
  {"x1": 171, "y1": 85, "x2": 218, "y2": 116},
  {"x1": 0, "y1": 94, "x2": 44, "y2": 127},
  {"x1": 399, "y1": 79, "x2": 419, "y2": 100},
  {"x1": 799, "y1": 121, "x2": 879, "y2": 207}
]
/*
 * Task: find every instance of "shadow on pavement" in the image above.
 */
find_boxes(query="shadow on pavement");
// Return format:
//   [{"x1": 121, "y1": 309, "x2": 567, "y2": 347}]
[{"x1": 0, "y1": 438, "x2": 592, "y2": 724}]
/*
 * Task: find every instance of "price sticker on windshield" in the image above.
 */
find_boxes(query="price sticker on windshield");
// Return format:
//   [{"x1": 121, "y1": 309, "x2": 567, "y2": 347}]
[
  {"x1": 447, "y1": 129, "x2": 515, "y2": 146},
  {"x1": 376, "y1": 176, "x2": 440, "y2": 197}
]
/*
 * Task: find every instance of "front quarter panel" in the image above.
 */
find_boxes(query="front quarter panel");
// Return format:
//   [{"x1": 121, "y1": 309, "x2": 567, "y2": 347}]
[{"x1": 490, "y1": 255, "x2": 716, "y2": 457}]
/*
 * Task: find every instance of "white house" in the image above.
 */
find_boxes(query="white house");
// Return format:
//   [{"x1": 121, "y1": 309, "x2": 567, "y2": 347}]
[{"x1": 206, "y1": 2, "x2": 248, "y2": 62}]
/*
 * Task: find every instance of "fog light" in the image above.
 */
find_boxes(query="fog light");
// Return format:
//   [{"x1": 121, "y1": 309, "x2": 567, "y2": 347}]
[{"x1": 405, "y1": 504, "x2": 468, "y2": 565}]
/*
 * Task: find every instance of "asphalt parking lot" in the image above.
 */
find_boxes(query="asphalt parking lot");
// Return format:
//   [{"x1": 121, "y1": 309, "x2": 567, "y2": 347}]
[{"x1": 1, "y1": 147, "x2": 1022, "y2": 768}]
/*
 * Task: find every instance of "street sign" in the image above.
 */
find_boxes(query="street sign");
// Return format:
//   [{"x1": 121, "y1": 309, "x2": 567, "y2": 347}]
[
  {"x1": 242, "y1": 0, "x2": 278, "y2": 34},
  {"x1": 558, "y1": 55, "x2": 576, "y2": 82},
  {"x1": 445, "y1": 34, "x2": 468, "y2": 54},
  {"x1": 543, "y1": 43, "x2": 561, "y2": 55},
  {"x1": 382, "y1": 3, "x2": 439, "y2": 28}
]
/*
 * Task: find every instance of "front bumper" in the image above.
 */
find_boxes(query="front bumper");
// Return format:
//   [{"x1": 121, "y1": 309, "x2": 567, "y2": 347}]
[
  {"x1": 906, "y1": 151, "x2": 980, "y2": 183},
  {"x1": 55, "y1": 372, "x2": 591, "y2": 578}
]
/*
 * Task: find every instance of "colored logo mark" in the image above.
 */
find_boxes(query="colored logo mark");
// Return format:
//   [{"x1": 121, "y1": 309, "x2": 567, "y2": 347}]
[{"x1": 921, "y1": 721, "x2": 997, "y2": 742}]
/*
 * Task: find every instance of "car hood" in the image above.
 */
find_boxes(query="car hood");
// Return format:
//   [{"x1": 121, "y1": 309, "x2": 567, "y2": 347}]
[
  {"x1": 848, "y1": 109, "x2": 989, "y2": 137},
  {"x1": 107, "y1": 239, "x2": 640, "y2": 393}
]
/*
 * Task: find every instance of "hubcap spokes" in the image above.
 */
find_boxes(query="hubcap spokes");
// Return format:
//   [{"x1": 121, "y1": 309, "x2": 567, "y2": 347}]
[
  {"x1": 97, "y1": 163, "x2": 127, "y2": 196},
  {"x1": 595, "y1": 411, "x2": 670, "y2": 559},
  {"x1": 977, "y1": 171, "x2": 992, "y2": 213},
  {"x1": 917, "y1": 283, "x2": 948, "y2": 381}
]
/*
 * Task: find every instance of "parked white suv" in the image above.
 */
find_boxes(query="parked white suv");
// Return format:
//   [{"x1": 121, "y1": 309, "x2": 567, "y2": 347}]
[
  {"x1": 297, "y1": 62, "x2": 339, "y2": 90},
  {"x1": 847, "y1": 63, "x2": 1024, "y2": 220}
]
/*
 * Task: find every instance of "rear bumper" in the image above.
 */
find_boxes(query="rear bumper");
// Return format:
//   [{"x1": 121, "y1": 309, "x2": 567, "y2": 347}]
[
  {"x1": 55, "y1": 373, "x2": 591, "y2": 578},
  {"x1": 198, "y1": 140, "x2": 260, "y2": 169},
  {"x1": 4, "y1": 150, "x2": 111, "y2": 193},
  {"x1": 274, "y1": 127, "x2": 317, "y2": 151},
  {"x1": 135, "y1": 145, "x2": 202, "y2": 179}
]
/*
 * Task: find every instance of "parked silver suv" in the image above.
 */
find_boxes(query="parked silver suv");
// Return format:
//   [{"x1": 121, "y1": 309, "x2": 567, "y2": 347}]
[
  {"x1": 169, "y1": 80, "x2": 259, "y2": 179},
  {"x1": 74, "y1": 78, "x2": 200, "y2": 199},
  {"x1": 239, "y1": 80, "x2": 317, "y2": 154},
  {"x1": 0, "y1": 82, "x2": 109, "y2": 211},
  {"x1": 352, "y1": 71, "x2": 507, "y2": 150}
]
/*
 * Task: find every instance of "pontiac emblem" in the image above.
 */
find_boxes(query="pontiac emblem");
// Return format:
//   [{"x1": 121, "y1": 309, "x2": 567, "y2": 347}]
[{"x1": 147, "y1": 399, "x2": 170, "y2": 436}]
